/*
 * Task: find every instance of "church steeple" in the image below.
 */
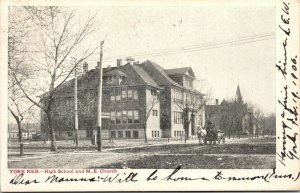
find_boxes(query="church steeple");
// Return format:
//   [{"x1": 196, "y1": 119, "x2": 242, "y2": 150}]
[{"x1": 235, "y1": 84, "x2": 243, "y2": 103}]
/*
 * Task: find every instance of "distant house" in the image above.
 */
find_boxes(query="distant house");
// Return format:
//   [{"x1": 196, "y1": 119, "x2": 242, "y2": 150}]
[
  {"x1": 205, "y1": 85, "x2": 256, "y2": 138},
  {"x1": 8, "y1": 123, "x2": 38, "y2": 140},
  {"x1": 40, "y1": 59, "x2": 205, "y2": 139}
]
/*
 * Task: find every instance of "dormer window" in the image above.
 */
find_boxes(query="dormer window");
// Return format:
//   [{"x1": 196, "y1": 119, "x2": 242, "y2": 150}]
[
  {"x1": 165, "y1": 67, "x2": 195, "y2": 88},
  {"x1": 184, "y1": 76, "x2": 193, "y2": 88},
  {"x1": 103, "y1": 69, "x2": 127, "y2": 85},
  {"x1": 107, "y1": 76, "x2": 117, "y2": 84},
  {"x1": 119, "y1": 76, "x2": 124, "y2": 84}
]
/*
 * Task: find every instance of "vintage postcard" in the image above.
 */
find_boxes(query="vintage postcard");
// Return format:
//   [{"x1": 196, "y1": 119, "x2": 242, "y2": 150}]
[{"x1": 0, "y1": 0, "x2": 299, "y2": 191}]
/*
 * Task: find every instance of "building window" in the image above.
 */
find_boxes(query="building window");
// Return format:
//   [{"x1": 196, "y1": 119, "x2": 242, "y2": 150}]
[
  {"x1": 110, "y1": 90, "x2": 115, "y2": 101},
  {"x1": 151, "y1": 90, "x2": 157, "y2": 96},
  {"x1": 116, "y1": 111, "x2": 121, "y2": 124},
  {"x1": 128, "y1": 110, "x2": 133, "y2": 123},
  {"x1": 151, "y1": 90, "x2": 158, "y2": 100},
  {"x1": 119, "y1": 76, "x2": 123, "y2": 84},
  {"x1": 173, "y1": 89, "x2": 183, "y2": 101},
  {"x1": 134, "y1": 110, "x2": 139, "y2": 123},
  {"x1": 111, "y1": 88, "x2": 138, "y2": 101},
  {"x1": 116, "y1": 90, "x2": 121, "y2": 100},
  {"x1": 111, "y1": 131, "x2": 116, "y2": 138},
  {"x1": 107, "y1": 76, "x2": 117, "y2": 84},
  {"x1": 122, "y1": 110, "x2": 128, "y2": 124},
  {"x1": 111, "y1": 95, "x2": 115, "y2": 101},
  {"x1": 174, "y1": 111, "x2": 183, "y2": 124},
  {"x1": 152, "y1": 110, "x2": 158, "y2": 116},
  {"x1": 125, "y1": 131, "x2": 131, "y2": 138},
  {"x1": 152, "y1": 131, "x2": 159, "y2": 138},
  {"x1": 118, "y1": 131, "x2": 123, "y2": 138},
  {"x1": 133, "y1": 131, "x2": 138, "y2": 138},
  {"x1": 134, "y1": 90, "x2": 138, "y2": 100},
  {"x1": 184, "y1": 77, "x2": 193, "y2": 88},
  {"x1": 127, "y1": 89, "x2": 133, "y2": 100},
  {"x1": 174, "y1": 131, "x2": 176, "y2": 137},
  {"x1": 122, "y1": 89, "x2": 127, "y2": 99},
  {"x1": 111, "y1": 110, "x2": 139, "y2": 124},
  {"x1": 113, "y1": 76, "x2": 117, "y2": 84},
  {"x1": 107, "y1": 76, "x2": 111, "y2": 84},
  {"x1": 110, "y1": 111, "x2": 116, "y2": 124},
  {"x1": 186, "y1": 94, "x2": 192, "y2": 104}
]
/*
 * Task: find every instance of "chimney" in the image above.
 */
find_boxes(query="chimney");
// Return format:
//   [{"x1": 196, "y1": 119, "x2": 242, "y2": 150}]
[
  {"x1": 117, "y1": 59, "x2": 122, "y2": 67},
  {"x1": 83, "y1": 61, "x2": 88, "y2": 73},
  {"x1": 95, "y1": 61, "x2": 100, "y2": 69},
  {"x1": 216, "y1": 99, "x2": 219, "y2": 105},
  {"x1": 125, "y1": 57, "x2": 134, "y2": 65}
]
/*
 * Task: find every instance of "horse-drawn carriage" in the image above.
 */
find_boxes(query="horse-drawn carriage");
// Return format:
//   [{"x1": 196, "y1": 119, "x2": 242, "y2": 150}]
[{"x1": 197, "y1": 121, "x2": 225, "y2": 145}]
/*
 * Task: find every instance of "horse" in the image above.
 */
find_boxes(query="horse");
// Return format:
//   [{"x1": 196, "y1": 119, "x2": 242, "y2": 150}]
[{"x1": 197, "y1": 127, "x2": 207, "y2": 145}]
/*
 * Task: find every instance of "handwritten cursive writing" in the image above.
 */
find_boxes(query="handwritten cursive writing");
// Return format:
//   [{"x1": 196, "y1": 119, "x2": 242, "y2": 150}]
[
  {"x1": 213, "y1": 168, "x2": 300, "y2": 183},
  {"x1": 10, "y1": 174, "x2": 40, "y2": 185},
  {"x1": 276, "y1": 1, "x2": 299, "y2": 167}
]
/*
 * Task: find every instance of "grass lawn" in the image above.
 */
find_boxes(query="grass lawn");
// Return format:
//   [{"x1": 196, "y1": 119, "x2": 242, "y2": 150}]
[
  {"x1": 100, "y1": 137, "x2": 276, "y2": 169},
  {"x1": 99, "y1": 154, "x2": 275, "y2": 169},
  {"x1": 8, "y1": 137, "x2": 276, "y2": 169},
  {"x1": 112, "y1": 143, "x2": 275, "y2": 155}
]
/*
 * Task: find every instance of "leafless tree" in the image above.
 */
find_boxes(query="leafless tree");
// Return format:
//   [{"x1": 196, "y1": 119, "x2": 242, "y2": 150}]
[
  {"x1": 174, "y1": 89, "x2": 208, "y2": 143},
  {"x1": 253, "y1": 107, "x2": 264, "y2": 137},
  {"x1": 8, "y1": 7, "x2": 34, "y2": 156},
  {"x1": 144, "y1": 91, "x2": 160, "y2": 143},
  {"x1": 23, "y1": 106, "x2": 40, "y2": 143},
  {"x1": 246, "y1": 103, "x2": 264, "y2": 137},
  {"x1": 264, "y1": 113, "x2": 276, "y2": 136},
  {"x1": 10, "y1": 6, "x2": 100, "y2": 151}
]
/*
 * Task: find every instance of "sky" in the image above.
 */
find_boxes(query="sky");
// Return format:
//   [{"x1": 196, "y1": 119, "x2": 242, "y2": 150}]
[
  {"x1": 80, "y1": 5, "x2": 275, "y2": 114},
  {"x1": 7, "y1": 5, "x2": 276, "y2": 125}
]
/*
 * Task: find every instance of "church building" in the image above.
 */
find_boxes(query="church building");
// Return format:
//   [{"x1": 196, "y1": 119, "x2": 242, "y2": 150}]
[{"x1": 205, "y1": 85, "x2": 256, "y2": 138}]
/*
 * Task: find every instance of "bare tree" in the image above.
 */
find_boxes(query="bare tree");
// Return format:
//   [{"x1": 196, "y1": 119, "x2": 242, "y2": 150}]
[
  {"x1": 23, "y1": 107, "x2": 39, "y2": 143},
  {"x1": 264, "y1": 113, "x2": 276, "y2": 136},
  {"x1": 8, "y1": 65, "x2": 34, "y2": 155},
  {"x1": 247, "y1": 103, "x2": 266, "y2": 138},
  {"x1": 253, "y1": 107, "x2": 264, "y2": 138},
  {"x1": 144, "y1": 90, "x2": 160, "y2": 143},
  {"x1": 8, "y1": 7, "x2": 33, "y2": 156},
  {"x1": 174, "y1": 90, "x2": 208, "y2": 143},
  {"x1": 10, "y1": 6, "x2": 100, "y2": 151}
]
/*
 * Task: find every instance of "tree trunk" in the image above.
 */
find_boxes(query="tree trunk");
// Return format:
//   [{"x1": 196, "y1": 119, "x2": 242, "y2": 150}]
[
  {"x1": 144, "y1": 123, "x2": 148, "y2": 143},
  {"x1": 50, "y1": 127, "x2": 57, "y2": 151},
  {"x1": 47, "y1": 112, "x2": 57, "y2": 151},
  {"x1": 16, "y1": 118, "x2": 24, "y2": 157}
]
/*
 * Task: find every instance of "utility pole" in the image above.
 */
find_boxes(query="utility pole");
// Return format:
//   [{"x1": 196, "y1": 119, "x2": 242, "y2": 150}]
[
  {"x1": 96, "y1": 40, "x2": 104, "y2": 151},
  {"x1": 74, "y1": 64, "x2": 79, "y2": 146}
]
